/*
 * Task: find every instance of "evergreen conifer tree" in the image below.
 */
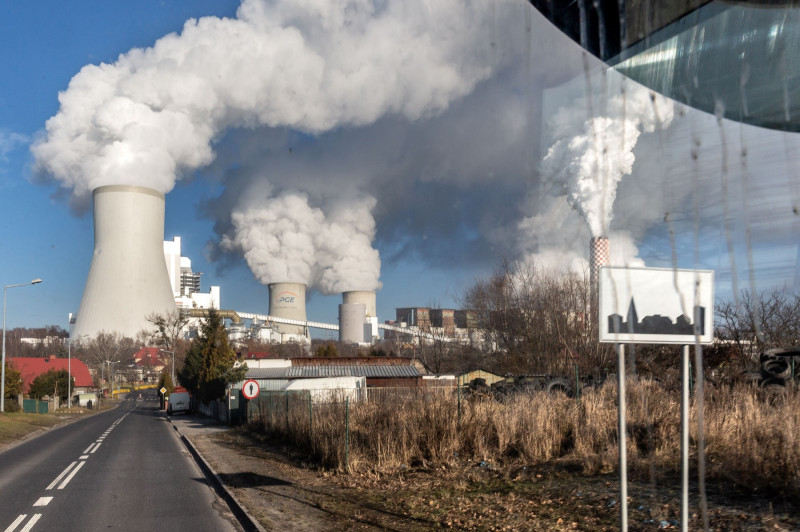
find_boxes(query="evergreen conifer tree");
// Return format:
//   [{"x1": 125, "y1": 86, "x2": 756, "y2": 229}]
[{"x1": 182, "y1": 308, "x2": 247, "y2": 404}]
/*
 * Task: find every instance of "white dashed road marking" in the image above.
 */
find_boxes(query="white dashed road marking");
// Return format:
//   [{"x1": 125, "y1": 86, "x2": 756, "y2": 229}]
[
  {"x1": 4, "y1": 515, "x2": 27, "y2": 532},
  {"x1": 57, "y1": 461, "x2": 85, "y2": 490},
  {"x1": 19, "y1": 514, "x2": 41, "y2": 532},
  {"x1": 4, "y1": 408, "x2": 135, "y2": 531},
  {"x1": 46, "y1": 462, "x2": 78, "y2": 490}
]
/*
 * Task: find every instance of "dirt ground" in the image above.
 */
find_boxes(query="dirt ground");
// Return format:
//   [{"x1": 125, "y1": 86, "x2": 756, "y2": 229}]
[{"x1": 191, "y1": 429, "x2": 800, "y2": 531}]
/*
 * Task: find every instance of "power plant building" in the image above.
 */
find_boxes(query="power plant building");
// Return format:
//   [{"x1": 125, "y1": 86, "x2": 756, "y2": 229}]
[
  {"x1": 163, "y1": 236, "x2": 220, "y2": 310},
  {"x1": 385, "y1": 307, "x2": 479, "y2": 346}
]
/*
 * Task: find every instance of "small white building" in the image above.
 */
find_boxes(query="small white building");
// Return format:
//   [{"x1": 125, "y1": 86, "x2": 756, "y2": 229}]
[{"x1": 283, "y1": 376, "x2": 366, "y2": 403}]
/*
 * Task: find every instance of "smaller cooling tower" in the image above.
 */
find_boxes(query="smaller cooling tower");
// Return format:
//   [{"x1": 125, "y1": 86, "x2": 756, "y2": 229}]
[
  {"x1": 339, "y1": 303, "x2": 367, "y2": 344},
  {"x1": 268, "y1": 282, "x2": 308, "y2": 337},
  {"x1": 342, "y1": 291, "x2": 377, "y2": 318},
  {"x1": 73, "y1": 185, "x2": 177, "y2": 339}
]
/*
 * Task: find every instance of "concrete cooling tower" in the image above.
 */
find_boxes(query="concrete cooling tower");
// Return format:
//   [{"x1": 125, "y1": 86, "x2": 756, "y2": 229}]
[
  {"x1": 268, "y1": 282, "x2": 308, "y2": 339},
  {"x1": 72, "y1": 185, "x2": 177, "y2": 339},
  {"x1": 339, "y1": 303, "x2": 367, "y2": 344},
  {"x1": 342, "y1": 291, "x2": 378, "y2": 344},
  {"x1": 342, "y1": 291, "x2": 377, "y2": 318}
]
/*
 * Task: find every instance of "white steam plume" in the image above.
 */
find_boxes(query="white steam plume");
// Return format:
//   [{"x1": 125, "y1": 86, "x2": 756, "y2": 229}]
[
  {"x1": 32, "y1": 0, "x2": 524, "y2": 294},
  {"x1": 32, "y1": 0, "x2": 506, "y2": 201},
  {"x1": 541, "y1": 76, "x2": 674, "y2": 237},
  {"x1": 219, "y1": 182, "x2": 381, "y2": 294}
]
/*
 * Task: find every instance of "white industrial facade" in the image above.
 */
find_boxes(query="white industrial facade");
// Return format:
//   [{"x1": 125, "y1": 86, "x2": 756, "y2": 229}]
[{"x1": 164, "y1": 236, "x2": 220, "y2": 310}]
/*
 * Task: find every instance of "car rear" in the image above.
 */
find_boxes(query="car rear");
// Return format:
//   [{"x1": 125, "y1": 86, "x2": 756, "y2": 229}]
[{"x1": 167, "y1": 389, "x2": 191, "y2": 415}]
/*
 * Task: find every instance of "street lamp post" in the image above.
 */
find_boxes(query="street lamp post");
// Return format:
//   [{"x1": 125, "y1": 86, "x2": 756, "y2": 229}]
[
  {"x1": 2, "y1": 279, "x2": 43, "y2": 412},
  {"x1": 66, "y1": 335, "x2": 86, "y2": 409},
  {"x1": 161, "y1": 349, "x2": 175, "y2": 384},
  {"x1": 67, "y1": 338, "x2": 72, "y2": 408},
  {"x1": 104, "y1": 360, "x2": 116, "y2": 398}
]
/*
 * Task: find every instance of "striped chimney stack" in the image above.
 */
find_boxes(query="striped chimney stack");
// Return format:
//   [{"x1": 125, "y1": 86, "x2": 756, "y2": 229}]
[{"x1": 590, "y1": 237, "x2": 610, "y2": 308}]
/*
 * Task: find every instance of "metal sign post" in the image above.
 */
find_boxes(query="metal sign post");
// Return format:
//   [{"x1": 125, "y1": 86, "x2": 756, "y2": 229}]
[
  {"x1": 617, "y1": 343, "x2": 627, "y2": 531},
  {"x1": 681, "y1": 345, "x2": 690, "y2": 531},
  {"x1": 600, "y1": 267, "x2": 714, "y2": 532}
]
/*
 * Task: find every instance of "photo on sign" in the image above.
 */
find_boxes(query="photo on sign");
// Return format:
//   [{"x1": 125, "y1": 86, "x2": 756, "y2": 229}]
[{"x1": 598, "y1": 267, "x2": 714, "y2": 345}]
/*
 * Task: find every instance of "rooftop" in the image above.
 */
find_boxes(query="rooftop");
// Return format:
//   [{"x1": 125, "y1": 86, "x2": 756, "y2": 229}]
[{"x1": 9, "y1": 357, "x2": 93, "y2": 393}]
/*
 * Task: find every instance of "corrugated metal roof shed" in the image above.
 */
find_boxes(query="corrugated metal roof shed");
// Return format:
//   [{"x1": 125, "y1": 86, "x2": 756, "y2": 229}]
[
  {"x1": 247, "y1": 368, "x2": 292, "y2": 379},
  {"x1": 246, "y1": 365, "x2": 419, "y2": 379}
]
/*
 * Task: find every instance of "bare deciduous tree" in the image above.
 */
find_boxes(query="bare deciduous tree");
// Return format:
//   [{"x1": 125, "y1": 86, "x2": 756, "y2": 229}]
[
  {"x1": 461, "y1": 259, "x2": 613, "y2": 377},
  {"x1": 715, "y1": 287, "x2": 800, "y2": 368},
  {"x1": 78, "y1": 332, "x2": 137, "y2": 388},
  {"x1": 147, "y1": 309, "x2": 190, "y2": 380},
  {"x1": 146, "y1": 310, "x2": 188, "y2": 350}
]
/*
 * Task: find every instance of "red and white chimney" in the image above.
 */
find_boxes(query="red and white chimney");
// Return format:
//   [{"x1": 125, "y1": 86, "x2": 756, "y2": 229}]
[{"x1": 589, "y1": 236, "x2": 610, "y2": 309}]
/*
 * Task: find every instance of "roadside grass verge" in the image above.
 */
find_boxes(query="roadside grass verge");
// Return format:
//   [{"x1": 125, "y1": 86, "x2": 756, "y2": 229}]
[
  {"x1": 0, "y1": 400, "x2": 118, "y2": 448},
  {"x1": 245, "y1": 381, "x2": 800, "y2": 498},
  {"x1": 0, "y1": 412, "x2": 68, "y2": 446}
]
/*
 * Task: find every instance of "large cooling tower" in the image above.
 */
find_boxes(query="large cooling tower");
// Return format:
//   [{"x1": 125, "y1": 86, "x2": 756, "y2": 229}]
[
  {"x1": 268, "y1": 282, "x2": 308, "y2": 337},
  {"x1": 73, "y1": 185, "x2": 177, "y2": 339},
  {"x1": 342, "y1": 290, "x2": 377, "y2": 318}
]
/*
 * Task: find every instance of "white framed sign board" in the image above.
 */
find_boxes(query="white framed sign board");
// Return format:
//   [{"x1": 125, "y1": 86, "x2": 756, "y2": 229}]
[{"x1": 599, "y1": 266, "x2": 714, "y2": 345}]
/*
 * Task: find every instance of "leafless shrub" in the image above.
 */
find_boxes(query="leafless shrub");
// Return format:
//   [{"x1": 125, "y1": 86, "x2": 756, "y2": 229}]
[
  {"x1": 715, "y1": 287, "x2": 800, "y2": 367},
  {"x1": 460, "y1": 259, "x2": 614, "y2": 377}
]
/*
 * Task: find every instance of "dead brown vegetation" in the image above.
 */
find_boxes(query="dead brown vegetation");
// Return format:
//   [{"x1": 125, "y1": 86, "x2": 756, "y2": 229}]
[{"x1": 246, "y1": 381, "x2": 800, "y2": 499}]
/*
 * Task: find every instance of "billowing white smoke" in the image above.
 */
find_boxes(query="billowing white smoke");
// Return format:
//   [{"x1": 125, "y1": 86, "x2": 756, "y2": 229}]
[
  {"x1": 32, "y1": 0, "x2": 503, "y2": 200},
  {"x1": 219, "y1": 183, "x2": 381, "y2": 294},
  {"x1": 32, "y1": 0, "x2": 520, "y2": 293},
  {"x1": 541, "y1": 78, "x2": 674, "y2": 237}
]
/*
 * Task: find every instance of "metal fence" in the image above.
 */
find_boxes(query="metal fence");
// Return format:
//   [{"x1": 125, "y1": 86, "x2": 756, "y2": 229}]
[{"x1": 22, "y1": 399, "x2": 49, "y2": 413}]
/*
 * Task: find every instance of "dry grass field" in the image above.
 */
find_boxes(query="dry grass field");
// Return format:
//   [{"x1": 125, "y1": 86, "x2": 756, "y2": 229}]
[{"x1": 242, "y1": 380, "x2": 800, "y2": 530}]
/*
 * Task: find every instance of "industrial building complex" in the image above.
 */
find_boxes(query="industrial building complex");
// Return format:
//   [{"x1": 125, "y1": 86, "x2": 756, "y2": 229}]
[
  {"x1": 67, "y1": 185, "x2": 479, "y2": 348},
  {"x1": 66, "y1": 183, "x2": 615, "y2": 351}
]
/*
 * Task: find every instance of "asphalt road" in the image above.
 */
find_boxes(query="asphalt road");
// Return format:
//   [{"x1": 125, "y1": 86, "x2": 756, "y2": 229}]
[{"x1": 0, "y1": 390, "x2": 241, "y2": 531}]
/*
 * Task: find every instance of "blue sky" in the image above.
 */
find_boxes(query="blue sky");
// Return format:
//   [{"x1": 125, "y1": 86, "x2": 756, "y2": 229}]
[
  {"x1": 0, "y1": 1, "x2": 236, "y2": 329},
  {"x1": 0, "y1": 0, "x2": 484, "y2": 330},
  {"x1": 2, "y1": 1, "x2": 799, "y2": 334}
]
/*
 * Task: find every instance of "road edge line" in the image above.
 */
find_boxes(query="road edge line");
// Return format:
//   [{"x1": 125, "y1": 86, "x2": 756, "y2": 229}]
[{"x1": 170, "y1": 421, "x2": 267, "y2": 532}]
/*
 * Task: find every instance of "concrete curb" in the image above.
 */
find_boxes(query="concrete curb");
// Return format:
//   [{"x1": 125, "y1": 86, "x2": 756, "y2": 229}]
[{"x1": 169, "y1": 418, "x2": 267, "y2": 532}]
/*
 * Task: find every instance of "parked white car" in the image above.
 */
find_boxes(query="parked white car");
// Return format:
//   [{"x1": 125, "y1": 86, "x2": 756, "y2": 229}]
[{"x1": 167, "y1": 389, "x2": 191, "y2": 415}]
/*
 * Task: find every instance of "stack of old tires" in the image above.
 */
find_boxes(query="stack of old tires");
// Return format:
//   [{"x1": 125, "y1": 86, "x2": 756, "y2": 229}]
[
  {"x1": 545, "y1": 377, "x2": 574, "y2": 397},
  {"x1": 759, "y1": 347, "x2": 800, "y2": 394},
  {"x1": 466, "y1": 378, "x2": 492, "y2": 399}
]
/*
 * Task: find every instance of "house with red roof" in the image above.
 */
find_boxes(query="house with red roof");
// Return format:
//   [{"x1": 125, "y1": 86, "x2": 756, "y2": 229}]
[
  {"x1": 132, "y1": 347, "x2": 168, "y2": 368},
  {"x1": 9, "y1": 357, "x2": 94, "y2": 396},
  {"x1": 131, "y1": 347, "x2": 168, "y2": 383}
]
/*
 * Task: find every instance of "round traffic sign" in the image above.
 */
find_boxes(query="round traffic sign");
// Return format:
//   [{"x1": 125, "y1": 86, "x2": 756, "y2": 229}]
[{"x1": 242, "y1": 379, "x2": 260, "y2": 400}]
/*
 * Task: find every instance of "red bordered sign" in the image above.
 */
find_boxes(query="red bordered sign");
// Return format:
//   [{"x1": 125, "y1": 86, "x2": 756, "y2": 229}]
[{"x1": 242, "y1": 379, "x2": 260, "y2": 400}]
